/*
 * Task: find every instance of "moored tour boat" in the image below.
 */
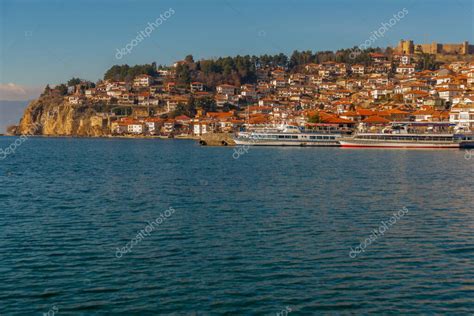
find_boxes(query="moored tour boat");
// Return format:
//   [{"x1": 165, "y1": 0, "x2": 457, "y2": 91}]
[
  {"x1": 339, "y1": 123, "x2": 474, "y2": 149},
  {"x1": 234, "y1": 124, "x2": 346, "y2": 147}
]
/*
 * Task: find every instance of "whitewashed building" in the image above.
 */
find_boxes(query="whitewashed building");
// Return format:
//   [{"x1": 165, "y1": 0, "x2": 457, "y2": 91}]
[
  {"x1": 133, "y1": 75, "x2": 153, "y2": 87},
  {"x1": 450, "y1": 103, "x2": 474, "y2": 130},
  {"x1": 216, "y1": 84, "x2": 236, "y2": 95},
  {"x1": 193, "y1": 122, "x2": 208, "y2": 135},
  {"x1": 127, "y1": 123, "x2": 143, "y2": 134}
]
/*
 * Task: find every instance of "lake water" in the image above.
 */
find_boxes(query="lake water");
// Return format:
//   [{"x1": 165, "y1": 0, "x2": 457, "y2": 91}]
[{"x1": 1, "y1": 137, "x2": 473, "y2": 314}]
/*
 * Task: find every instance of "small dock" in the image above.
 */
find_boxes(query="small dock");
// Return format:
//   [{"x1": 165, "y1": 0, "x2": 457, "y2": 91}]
[{"x1": 199, "y1": 133, "x2": 236, "y2": 146}]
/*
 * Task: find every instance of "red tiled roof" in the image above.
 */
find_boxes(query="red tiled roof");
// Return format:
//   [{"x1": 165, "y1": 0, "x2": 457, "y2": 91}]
[
  {"x1": 356, "y1": 108, "x2": 376, "y2": 116},
  {"x1": 341, "y1": 111, "x2": 358, "y2": 117},
  {"x1": 387, "y1": 108, "x2": 409, "y2": 114},
  {"x1": 206, "y1": 112, "x2": 234, "y2": 118},
  {"x1": 370, "y1": 53, "x2": 386, "y2": 58},
  {"x1": 175, "y1": 115, "x2": 191, "y2": 121},
  {"x1": 362, "y1": 116, "x2": 391, "y2": 124},
  {"x1": 325, "y1": 117, "x2": 355, "y2": 124},
  {"x1": 144, "y1": 118, "x2": 164, "y2": 122}
]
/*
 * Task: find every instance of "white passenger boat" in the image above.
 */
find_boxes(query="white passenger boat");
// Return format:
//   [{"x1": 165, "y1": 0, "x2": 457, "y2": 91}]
[
  {"x1": 339, "y1": 123, "x2": 474, "y2": 149},
  {"x1": 234, "y1": 125, "x2": 344, "y2": 146}
]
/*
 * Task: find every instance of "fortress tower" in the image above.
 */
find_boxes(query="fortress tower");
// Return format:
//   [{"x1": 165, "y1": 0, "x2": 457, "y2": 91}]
[
  {"x1": 462, "y1": 41, "x2": 469, "y2": 55},
  {"x1": 398, "y1": 40, "x2": 414, "y2": 54}
]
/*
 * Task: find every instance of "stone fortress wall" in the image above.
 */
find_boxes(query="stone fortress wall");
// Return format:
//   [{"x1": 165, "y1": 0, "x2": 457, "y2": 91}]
[{"x1": 396, "y1": 39, "x2": 474, "y2": 55}]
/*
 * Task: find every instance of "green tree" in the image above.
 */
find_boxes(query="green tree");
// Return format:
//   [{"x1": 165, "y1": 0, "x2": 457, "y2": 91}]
[
  {"x1": 176, "y1": 63, "x2": 191, "y2": 85},
  {"x1": 56, "y1": 84, "x2": 68, "y2": 95},
  {"x1": 417, "y1": 53, "x2": 439, "y2": 71},
  {"x1": 195, "y1": 97, "x2": 217, "y2": 112},
  {"x1": 104, "y1": 64, "x2": 157, "y2": 81},
  {"x1": 308, "y1": 113, "x2": 321, "y2": 123},
  {"x1": 67, "y1": 77, "x2": 83, "y2": 86},
  {"x1": 185, "y1": 54, "x2": 194, "y2": 64},
  {"x1": 172, "y1": 102, "x2": 196, "y2": 117},
  {"x1": 42, "y1": 84, "x2": 52, "y2": 96}
]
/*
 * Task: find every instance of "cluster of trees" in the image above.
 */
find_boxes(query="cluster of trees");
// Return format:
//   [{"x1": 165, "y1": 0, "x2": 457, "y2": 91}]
[
  {"x1": 42, "y1": 83, "x2": 68, "y2": 96},
  {"x1": 67, "y1": 78, "x2": 83, "y2": 86},
  {"x1": 170, "y1": 96, "x2": 217, "y2": 117},
  {"x1": 101, "y1": 47, "x2": 390, "y2": 89},
  {"x1": 104, "y1": 63, "x2": 158, "y2": 81},
  {"x1": 101, "y1": 46, "x2": 440, "y2": 92},
  {"x1": 174, "y1": 54, "x2": 257, "y2": 88},
  {"x1": 416, "y1": 53, "x2": 441, "y2": 71},
  {"x1": 288, "y1": 47, "x2": 387, "y2": 68},
  {"x1": 174, "y1": 48, "x2": 395, "y2": 86},
  {"x1": 42, "y1": 77, "x2": 96, "y2": 97},
  {"x1": 168, "y1": 95, "x2": 240, "y2": 118}
]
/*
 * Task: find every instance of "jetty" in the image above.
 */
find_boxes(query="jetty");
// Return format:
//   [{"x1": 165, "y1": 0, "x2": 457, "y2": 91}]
[{"x1": 199, "y1": 133, "x2": 236, "y2": 146}]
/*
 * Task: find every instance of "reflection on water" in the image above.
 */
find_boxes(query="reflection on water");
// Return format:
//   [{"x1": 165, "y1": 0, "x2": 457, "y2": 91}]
[{"x1": 0, "y1": 137, "x2": 473, "y2": 314}]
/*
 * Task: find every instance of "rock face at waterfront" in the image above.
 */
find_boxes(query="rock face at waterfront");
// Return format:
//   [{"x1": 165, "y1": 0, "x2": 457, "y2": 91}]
[
  {"x1": 199, "y1": 133, "x2": 236, "y2": 146},
  {"x1": 17, "y1": 95, "x2": 109, "y2": 137}
]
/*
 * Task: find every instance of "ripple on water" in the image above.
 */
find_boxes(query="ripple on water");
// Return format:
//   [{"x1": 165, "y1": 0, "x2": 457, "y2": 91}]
[{"x1": 1, "y1": 139, "x2": 473, "y2": 314}]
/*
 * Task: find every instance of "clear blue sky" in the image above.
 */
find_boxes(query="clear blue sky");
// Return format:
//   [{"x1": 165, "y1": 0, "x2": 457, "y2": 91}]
[{"x1": 0, "y1": 0, "x2": 473, "y2": 93}]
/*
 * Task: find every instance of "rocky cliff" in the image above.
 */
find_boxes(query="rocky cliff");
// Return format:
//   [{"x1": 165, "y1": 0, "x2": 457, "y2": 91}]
[{"x1": 16, "y1": 95, "x2": 110, "y2": 137}]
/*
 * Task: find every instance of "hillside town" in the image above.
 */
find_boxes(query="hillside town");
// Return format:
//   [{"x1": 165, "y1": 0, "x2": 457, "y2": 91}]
[{"x1": 49, "y1": 41, "x2": 474, "y2": 137}]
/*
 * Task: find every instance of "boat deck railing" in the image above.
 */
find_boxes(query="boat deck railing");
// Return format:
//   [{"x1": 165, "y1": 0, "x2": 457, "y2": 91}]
[{"x1": 242, "y1": 129, "x2": 353, "y2": 135}]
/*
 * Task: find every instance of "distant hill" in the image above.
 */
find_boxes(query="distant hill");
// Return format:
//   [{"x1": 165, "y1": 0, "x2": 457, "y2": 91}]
[{"x1": 0, "y1": 100, "x2": 29, "y2": 134}]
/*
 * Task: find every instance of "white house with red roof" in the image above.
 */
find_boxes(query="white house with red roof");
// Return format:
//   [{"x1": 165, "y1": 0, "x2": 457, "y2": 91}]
[
  {"x1": 450, "y1": 103, "x2": 474, "y2": 129},
  {"x1": 437, "y1": 88, "x2": 463, "y2": 102},
  {"x1": 396, "y1": 65, "x2": 416, "y2": 75},
  {"x1": 190, "y1": 82, "x2": 204, "y2": 92},
  {"x1": 133, "y1": 74, "x2": 153, "y2": 87},
  {"x1": 127, "y1": 121, "x2": 144, "y2": 134},
  {"x1": 351, "y1": 64, "x2": 365, "y2": 75},
  {"x1": 216, "y1": 84, "x2": 236, "y2": 95},
  {"x1": 192, "y1": 120, "x2": 209, "y2": 135}
]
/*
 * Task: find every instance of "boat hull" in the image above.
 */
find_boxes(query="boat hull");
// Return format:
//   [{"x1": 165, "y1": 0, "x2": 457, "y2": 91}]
[
  {"x1": 339, "y1": 140, "x2": 460, "y2": 148},
  {"x1": 460, "y1": 141, "x2": 474, "y2": 149},
  {"x1": 234, "y1": 130, "x2": 343, "y2": 147},
  {"x1": 234, "y1": 139, "x2": 340, "y2": 146}
]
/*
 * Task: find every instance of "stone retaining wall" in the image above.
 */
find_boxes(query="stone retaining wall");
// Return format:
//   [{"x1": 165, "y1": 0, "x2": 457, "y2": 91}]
[{"x1": 199, "y1": 133, "x2": 236, "y2": 146}]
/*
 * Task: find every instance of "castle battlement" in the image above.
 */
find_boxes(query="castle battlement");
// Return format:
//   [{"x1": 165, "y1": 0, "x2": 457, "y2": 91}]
[{"x1": 396, "y1": 39, "x2": 473, "y2": 55}]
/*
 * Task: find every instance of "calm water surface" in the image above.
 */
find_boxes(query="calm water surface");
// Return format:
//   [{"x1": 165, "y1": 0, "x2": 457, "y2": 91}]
[{"x1": 0, "y1": 137, "x2": 473, "y2": 315}]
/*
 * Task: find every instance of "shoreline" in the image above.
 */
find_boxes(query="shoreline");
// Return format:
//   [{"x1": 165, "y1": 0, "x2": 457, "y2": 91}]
[
  {"x1": 0, "y1": 134, "x2": 200, "y2": 140},
  {"x1": 1, "y1": 134, "x2": 472, "y2": 151}
]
